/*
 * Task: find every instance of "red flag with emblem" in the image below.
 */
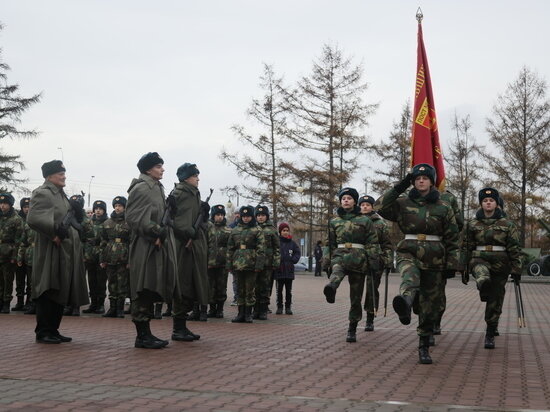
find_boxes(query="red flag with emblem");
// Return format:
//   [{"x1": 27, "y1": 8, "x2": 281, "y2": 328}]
[{"x1": 411, "y1": 17, "x2": 445, "y2": 190}]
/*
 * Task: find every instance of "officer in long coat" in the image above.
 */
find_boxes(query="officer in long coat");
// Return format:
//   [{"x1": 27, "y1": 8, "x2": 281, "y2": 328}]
[
  {"x1": 27, "y1": 160, "x2": 88, "y2": 344},
  {"x1": 126, "y1": 152, "x2": 177, "y2": 349}
]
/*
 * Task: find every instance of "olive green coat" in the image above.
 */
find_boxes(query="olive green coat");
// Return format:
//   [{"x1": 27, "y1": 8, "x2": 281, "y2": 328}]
[
  {"x1": 27, "y1": 180, "x2": 89, "y2": 306},
  {"x1": 171, "y1": 181, "x2": 209, "y2": 304},
  {"x1": 126, "y1": 173, "x2": 177, "y2": 302}
]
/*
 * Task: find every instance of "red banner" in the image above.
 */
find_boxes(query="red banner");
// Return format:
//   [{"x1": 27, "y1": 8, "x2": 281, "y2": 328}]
[{"x1": 411, "y1": 21, "x2": 445, "y2": 190}]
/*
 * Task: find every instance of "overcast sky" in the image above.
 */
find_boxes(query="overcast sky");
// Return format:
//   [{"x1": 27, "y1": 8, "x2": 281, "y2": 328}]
[{"x1": 2, "y1": 0, "x2": 549, "y2": 212}]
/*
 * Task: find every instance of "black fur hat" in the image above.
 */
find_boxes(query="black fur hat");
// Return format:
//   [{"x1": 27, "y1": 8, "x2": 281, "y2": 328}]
[
  {"x1": 112, "y1": 196, "x2": 127, "y2": 208},
  {"x1": 338, "y1": 187, "x2": 359, "y2": 204},
  {"x1": 70, "y1": 194, "x2": 85, "y2": 209},
  {"x1": 358, "y1": 195, "x2": 375, "y2": 205},
  {"x1": 255, "y1": 205, "x2": 269, "y2": 218},
  {"x1": 20, "y1": 197, "x2": 30, "y2": 208},
  {"x1": 478, "y1": 187, "x2": 499, "y2": 204},
  {"x1": 137, "y1": 152, "x2": 164, "y2": 173},
  {"x1": 176, "y1": 163, "x2": 200, "y2": 182},
  {"x1": 93, "y1": 200, "x2": 107, "y2": 214},
  {"x1": 411, "y1": 163, "x2": 436, "y2": 185},
  {"x1": 41, "y1": 160, "x2": 66, "y2": 178},
  {"x1": 210, "y1": 204, "x2": 226, "y2": 218},
  {"x1": 239, "y1": 205, "x2": 255, "y2": 218},
  {"x1": 0, "y1": 193, "x2": 15, "y2": 207}
]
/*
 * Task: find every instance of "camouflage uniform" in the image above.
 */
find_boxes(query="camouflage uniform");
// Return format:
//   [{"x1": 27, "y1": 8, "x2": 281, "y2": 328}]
[
  {"x1": 226, "y1": 207, "x2": 265, "y2": 322},
  {"x1": 206, "y1": 216, "x2": 231, "y2": 317},
  {"x1": 99, "y1": 210, "x2": 130, "y2": 316},
  {"x1": 17, "y1": 221, "x2": 36, "y2": 313},
  {"x1": 13, "y1": 203, "x2": 31, "y2": 311},
  {"x1": 0, "y1": 203, "x2": 24, "y2": 313},
  {"x1": 84, "y1": 210, "x2": 108, "y2": 313},
  {"x1": 255, "y1": 215, "x2": 280, "y2": 319}
]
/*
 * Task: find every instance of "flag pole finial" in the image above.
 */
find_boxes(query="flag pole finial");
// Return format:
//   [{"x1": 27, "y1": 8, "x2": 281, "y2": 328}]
[{"x1": 416, "y1": 7, "x2": 423, "y2": 23}]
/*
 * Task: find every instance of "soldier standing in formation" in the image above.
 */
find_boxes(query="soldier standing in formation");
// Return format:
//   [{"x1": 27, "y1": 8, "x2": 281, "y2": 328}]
[
  {"x1": 206, "y1": 204, "x2": 231, "y2": 318},
  {"x1": 100, "y1": 196, "x2": 130, "y2": 318},
  {"x1": 12, "y1": 197, "x2": 30, "y2": 311},
  {"x1": 323, "y1": 188, "x2": 380, "y2": 343},
  {"x1": 358, "y1": 195, "x2": 393, "y2": 332},
  {"x1": 27, "y1": 160, "x2": 88, "y2": 343},
  {"x1": 126, "y1": 152, "x2": 176, "y2": 349},
  {"x1": 374, "y1": 164, "x2": 460, "y2": 364},
  {"x1": 227, "y1": 205, "x2": 265, "y2": 323},
  {"x1": 0, "y1": 193, "x2": 24, "y2": 314},
  {"x1": 254, "y1": 205, "x2": 280, "y2": 320},
  {"x1": 171, "y1": 163, "x2": 209, "y2": 341},
  {"x1": 17, "y1": 198, "x2": 36, "y2": 314},
  {"x1": 462, "y1": 187, "x2": 522, "y2": 349}
]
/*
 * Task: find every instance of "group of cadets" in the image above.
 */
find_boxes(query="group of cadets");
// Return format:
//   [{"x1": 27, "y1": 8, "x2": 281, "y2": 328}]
[{"x1": 3, "y1": 156, "x2": 524, "y2": 364}]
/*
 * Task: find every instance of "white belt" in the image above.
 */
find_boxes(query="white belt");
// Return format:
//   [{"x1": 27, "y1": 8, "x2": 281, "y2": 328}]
[
  {"x1": 404, "y1": 234, "x2": 442, "y2": 241},
  {"x1": 337, "y1": 243, "x2": 364, "y2": 249},
  {"x1": 476, "y1": 245, "x2": 506, "y2": 252}
]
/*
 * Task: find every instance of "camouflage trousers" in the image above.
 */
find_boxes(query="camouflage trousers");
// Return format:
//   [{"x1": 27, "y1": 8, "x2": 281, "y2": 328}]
[
  {"x1": 0, "y1": 262, "x2": 15, "y2": 302},
  {"x1": 471, "y1": 263, "x2": 508, "y2": 328},
  {"x1": 86, "y1": 262, "x2": 107, "y2": 301},
  {"x1": 434, "y1": 277, "x2": 447, "y2": 327},
  {"x1": 234, "y1": 270, "x2": 257, "y2": 307},
  {"x1": 363, "y1": 269, "x2": 382, "y2": 318},
  {"x1": 396, "y1": 260, "x2": 443, "y2": 337},
  {"x1": 131, "y1": 289, "x2": 162, "y2": 322},
  {"x1": 255, "y1": 269, "x2": 272, "y2": 305},
  {"x1": 329, "y1": 264, "x2": 366, "y2": 323},
  {"x1": 106, "y1": 264, "x2": 129, "y2": 301},
  {"x1": 208, "y1": 267, "x2": 228, "y2": 304},
  {"x1": 15, "y1": 264, "x2": 31, "y2": 298}
]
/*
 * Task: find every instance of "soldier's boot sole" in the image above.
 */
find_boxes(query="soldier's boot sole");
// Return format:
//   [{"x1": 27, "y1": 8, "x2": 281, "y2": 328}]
[
  {"x1": 134, "y1": 337, "x2": 165, "y2": 349},
  {"x1": 323, "y1": 284, "x2": 337, "y2": 304},
  {"x1": 171, "y1": 332, "x2": 195, "y2": 342},
  {"x1": 392, "y1": 295, "x2": 412, "y2": 325}
]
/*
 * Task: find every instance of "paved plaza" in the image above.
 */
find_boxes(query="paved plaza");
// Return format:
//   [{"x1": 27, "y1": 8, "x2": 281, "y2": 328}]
[{"x1": 1, "y1": 273, "x2": 550, "y2": 411}]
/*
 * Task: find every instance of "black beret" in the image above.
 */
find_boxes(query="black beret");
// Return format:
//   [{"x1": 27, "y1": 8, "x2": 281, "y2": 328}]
[
  {"x1": 93, "y1": 200, "x2": 107, "y2": 213},
  {"x1": 255, "y1": 205, "x2": 269, "y2": 218},
  {"x1": 0, "y1": 193, "x2": 15, "y2": 206},
  {"x1": 338, "y1": 187, "x2": 359, "y2": 203},
  {"x1": 112, "y1": 196, "x2": 127, "y2": 208},
  {"x1": 210, "y1": 204, "x2": 226, "y2": 218},
  {"x1": 41, "y1": 160, "x2": 66, "y2": 178},
  {"x1": 239, "y1": 205, "x2": 255, "y2": 218},
  {"x1": 20, "y1": 197, "x2": 30, "y2": 208},
  {"x1": 137, "y1": 152, "x2": 164, "y2": 173},
  {"x1": 69, "y1": 194, "x2": 85, "y2": 209},
  {"x1": 176, "y1": 163, "x2": 200, "y2": 182},
  {"x1": 411, "y1": 163, "x2": 436, "y2": 185},
  {"x1": 478, "y1": 187, "x2": 499, "y2": 204},
  {"x1": 358, "y1": 195, "x2": 375, "y2": 205}
]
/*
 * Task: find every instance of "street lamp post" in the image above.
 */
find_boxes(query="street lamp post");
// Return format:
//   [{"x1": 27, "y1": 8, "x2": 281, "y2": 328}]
[{"x1": 88, "y1": 176, "x2": 95, "y2": 208}]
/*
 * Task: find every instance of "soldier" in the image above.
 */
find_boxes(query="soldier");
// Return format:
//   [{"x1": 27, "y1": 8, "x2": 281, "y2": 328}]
[
  {"x1": 227, "y1": 205, "x2": 265, "y2": 323},
  {"x1": 434, "y1": 191, "x2": 464, "y2": 335},
  {"x1": 254, "y1": 205, "x2": 280, "y2": 320},
  {"x1": 374, "y1": 164, "x2": 460, "y2": 364},
  {"x1": 82, "y1": 200, "x2": 108, "y2": 314},
  {"x1": 358, "y1": 195, "x2": 393, "y2": 332},
  {"x1": 27, "y1": 160, "x2": 88, "y2": 343},
  {"x1": 323, "y1": 188, "x2": 380, "y2": 343},
  {"x1": 206, "y1": 204, "x2": 231, "y2": 318},
  {"x1": 462, "y1": 188, "x2": 522, "y2": 349},
  {"x1": 171, "y1": 163, "x2": 209, "y2": 341},
  {"x1": 126, "y1": 152, "x2": 177, "y2": 349},
  {"x1": 17, "y1": 199, "x2": 37, "y2": 314},
  {"x1": 13, "y1": 197, "x2": 30, "y2": 311},
  {"x1": 100, "y1": 196, "x2": 130, "y2": 318},
  {"x1": 0, "y1": 193, "x2": 24, "y2": 313}
]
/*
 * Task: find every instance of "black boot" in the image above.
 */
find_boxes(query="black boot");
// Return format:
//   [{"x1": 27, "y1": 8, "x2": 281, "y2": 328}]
[
  {"x1": 82, "y1": 298, "x2": 97, "y2": 313},
  {"x1": 63, "y1": 305, "x2": 72, "y2": 316},
  {"x1": 187, "y1": 303, "x2": 200, "y2": 321},
  {"x1": 364, "y1": 315, "x2": 374, "y2": 332},
  {"x1": 258, "y1": 303, "x2": 268, "y2": 320},
  {"x1": 24, "y1": 301, "x2": 36, "y2": 314},
  {"x1": 71, "y1": 305, "x2": 80, "y2": 316},
  {"x1": 12, "y1": 296, "x2": 25, "y2": 311},
  {"x1": 103, "y1": 299, "x2": 118, "y2": 318},
  {"x1": 285, "y1": 305, "x2": 293, "y2": 315},
  {"x1": 116, "y1": 298, "x2": 125, "y2": 318},
  {"x1": 133, "y1": 321, "x2": 166, "y2": 349},
  {"x1": 215, "y1": 302, "x2": 224, "y2": 318},
  {"x1": 207, "y1": 304, "x2": 217, "y2": 318},
  {"x1": 323, "y1": 283, "x2": 337, "y2": 303},
  {"x1": 162, "y1": 302, "x2": 172, "y2": 317},
  {"x1": 418, "y1": 336, "x2": 433, "y2": 364},
  {"x1": 346, "y1": 322, "x2": 358, "y2": 343},
  {"x1": 1, "y1": 300, "x2": 10, "y2": 314},
  {"x1": 392, "y1": 294, "x2": 413, "y2": 325},
  {"x1": 231, "y1": 305, "x2": 246, "y2": 323},
  {"x1": 184, "y1": 316, "x2": 200, "y2": 340},
  {"x1": 485, "y1": 325, "x2": 496, "y2": 349},
  {"x1": 275, "y1": 305, "x2": 283, "y2": 315},
  {"x1": 171, "y1": 317, "x2": 195, "y2": 341},
  {"x1": 252, "y1": 303, "x2": 260, "y2": 319},
  {"x1": 244, "y1": 305, "x2": 253, "y2": 323},
  {"x1": 94, "y1": 299, "x2": 105, "y2": 314},
  {"x1": 153, "y1": 303, "x2": 162, "y2": 319},
  {"x1": 199, "y1": 305, "x2": 208, "y2": 322}
]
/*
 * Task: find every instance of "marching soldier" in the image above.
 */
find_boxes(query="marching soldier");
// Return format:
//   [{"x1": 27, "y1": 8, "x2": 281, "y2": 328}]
[
  {"x1": 17, "y1": 200, "x2": 37, "y2": 314},
  {"x1": 13, "y1": 197, "x2": 31, "y2": 311},
  {"x1": 0, "y1": 193, "x2": 24, "y2": 313},
  {"x1": 374, "y1": 164, "x2": 460, "y2": 364},
  {"x1": 462, "y1": 188, "x2": 522, "y2": 349},
  {"x1": 171, "y1": 163, "x2": 209, "y2": 341},
  {"x1": 206, "y1": 204, "x2": 231, "y2": 318},
  {"x1": 227, "y1": 205, "x2": 265, "y2": 323},
  {"x1": 100, "y1": 196, "x2": 130, "y2": 318},
  {"x1": 27, "y1": 160, "x2": 88, "y2": 343},
  {"x1": 126, "y1": 152, "x2": 176, "y2": 349},
  {"x1": 254, "y1": 205, "x2": 280, "y2": 320},
  {"x1": 323, "y1": 188, "x2": 380, "y2": 343},
  {"x1": 358, "y1": 195, "x2": 393, "y2": 332}
]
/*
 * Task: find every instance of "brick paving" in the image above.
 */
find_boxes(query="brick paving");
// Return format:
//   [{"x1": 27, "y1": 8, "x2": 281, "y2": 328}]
[{"x1": 1, "y1": 274, "x2": 550, "y2": 411}]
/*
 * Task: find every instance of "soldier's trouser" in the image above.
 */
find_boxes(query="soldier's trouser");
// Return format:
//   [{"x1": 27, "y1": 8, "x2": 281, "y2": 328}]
[
  {"x1": 131, "y1": 289, "x2": 160, "y2": 322},
  {"x1": 276, "y1": 278, "x2": 293, "y2": 307},
  {"x1": 15, "y1": 264, "x2": 30, "y2": 298},
  {"x1": 255, "y1": 269, "x2": 272, "y2": 305},
  {"x1": 471, "y1": 263, "x2": 508, "y2": 328},
  {"x1": 232, "y1": 273, "x2": 239, "y2": 301},
  {"x1": 328, "y1": 264, "x2": 366, "y2": 323},
  {"x1": 208, "y1": 267, "x2": 228, "y2": 304},
  {"x1": 0, "y1": 262, "x2": 16, "y2": 302},
  {"x1": 86, "y1": 263, "x2": 108, "y2": 301},
  {"x1": 35, "y1": 291, "x2": 64, "y2": 338},
  {"x1": 235, "y1": 270, "x2": 256, "y2": 307},
  {"x1": 397, "y1": 260, "x2": 442, "y2": 337},
  {"x1": 363, "y1": 270, "x2": 382, "y2": 317},
  {"x1": 106, "y1": 264, "x2": 129, "y2": 301},
  {"x1": 315, "y1": 260, "x2": 322, "y2": 276},
  {"x1": 434, "y1": 277, "x2": 447, "y2": 325},
  {"x1": 172, "y1": 293, "x2": 195, "y2": 320}
]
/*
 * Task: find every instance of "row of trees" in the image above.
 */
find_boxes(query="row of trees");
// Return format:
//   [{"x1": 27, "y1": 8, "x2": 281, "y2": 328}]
[{"x1": 222, "y1": 44, "x2": 550, "y2": 250}]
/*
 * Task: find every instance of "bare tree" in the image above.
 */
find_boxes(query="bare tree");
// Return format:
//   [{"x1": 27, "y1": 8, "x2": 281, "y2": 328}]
[
  {"x1": 0, "y1": 23, "x2": 41, "y2": 187},
  {"x1": 484, "y1": 66, "x2": 550, "y2": 246}
]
